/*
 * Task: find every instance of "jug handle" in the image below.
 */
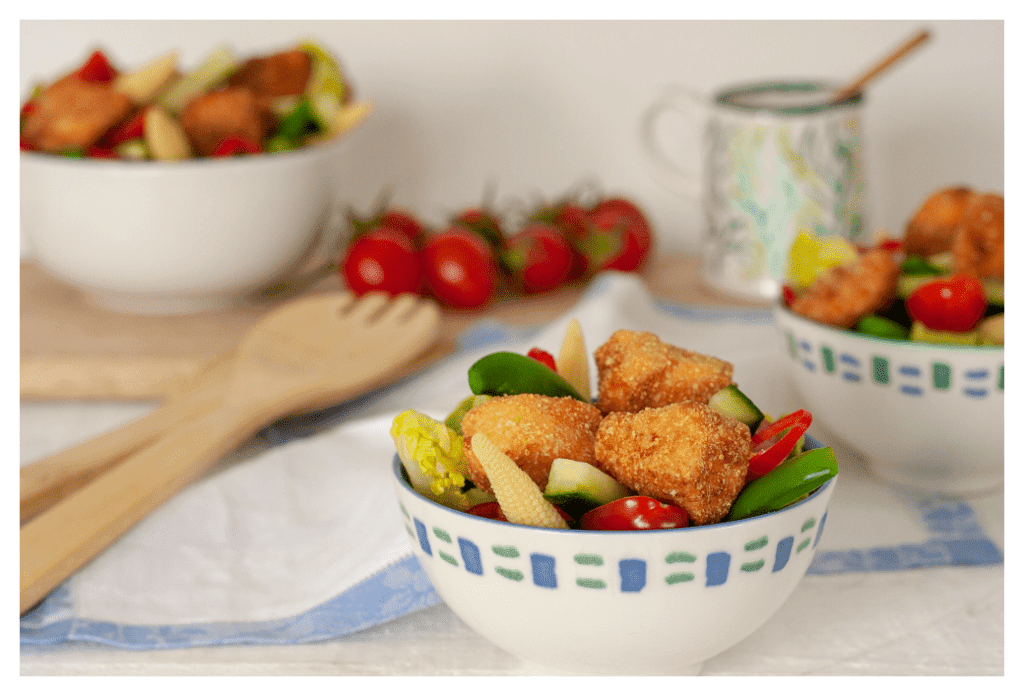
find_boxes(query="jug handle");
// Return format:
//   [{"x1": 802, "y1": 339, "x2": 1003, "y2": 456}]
[{"x1": 639, "y1": 84, "x2": 705, "y2": 198}]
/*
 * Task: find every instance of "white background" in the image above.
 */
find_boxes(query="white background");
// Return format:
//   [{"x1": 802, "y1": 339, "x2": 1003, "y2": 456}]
[{"x1": 19, "y1": 19, "x2": 1005, "y2": 257}]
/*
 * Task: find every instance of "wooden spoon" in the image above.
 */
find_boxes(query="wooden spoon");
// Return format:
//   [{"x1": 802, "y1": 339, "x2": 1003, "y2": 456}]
[
  {"x1": 20, "y1": 290, "x2": 440, "y2": 615},
  {"x1": 831, "y1": 28, "x2": 930, "y2": 103}
]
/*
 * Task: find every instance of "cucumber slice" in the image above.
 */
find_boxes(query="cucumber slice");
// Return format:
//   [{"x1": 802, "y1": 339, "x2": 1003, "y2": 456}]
[
  {"x1": 708, "y1": 385, "x2": 764, "y2": 434},
  {"x1": 982, "y1": 279, "x2": 1004, "y2": 306},
  {"x1": 909, "y1": 321, "x2": 980, "y2": 345},
  {"x1": 543, "y1": 458, "x2": 631, "y2": 519},
  {"x1": 898, "y1": 274, "x2": 935, "y2": 299}
]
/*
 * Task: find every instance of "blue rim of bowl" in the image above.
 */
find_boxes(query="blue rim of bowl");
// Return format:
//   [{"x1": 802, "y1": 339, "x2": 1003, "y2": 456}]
[
  {"x1": 773, "y1": 300, "x2": 1004, "y2": 353},
  {"x1": 391, "y1": 435, "x2": 836, "y2": 536},
  {"x1": 18, "y1": 131, "x2": 349, "y2": 169}
]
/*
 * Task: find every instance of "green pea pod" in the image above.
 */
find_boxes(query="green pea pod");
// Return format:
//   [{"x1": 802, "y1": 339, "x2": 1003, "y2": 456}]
[
  {"x1": 855, "y1": 315, "x2": 910, "y2": 340},
  {"x1": 468, "y1": 352, "x2": 586, "y2": 401},
  {"x1": 901, "y1": 255, "x2": 945, "y2": 276},
  {"x1": 725, "y1": 447, "x2": 838, "y2": 522}
]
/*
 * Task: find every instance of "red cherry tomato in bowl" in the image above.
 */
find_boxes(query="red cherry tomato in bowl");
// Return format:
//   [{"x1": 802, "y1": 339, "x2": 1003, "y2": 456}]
[
  {"x1": 580, "y1": 496, "x2": 689, "y2": 531},
  {"x1": 422, "y1": 227, "x2": 498, "y2": 309},
  {"x1": 905, "y1": 274, "x2": 987, "y2": 332},
  {"x1": 341, "y1": 229, "x2": 422, "y2": 297}
]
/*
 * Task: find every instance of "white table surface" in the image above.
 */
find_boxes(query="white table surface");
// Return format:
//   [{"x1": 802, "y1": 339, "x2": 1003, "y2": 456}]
[{"x1": 19, "y1": 400, "x2": 1004, "y2": 677}]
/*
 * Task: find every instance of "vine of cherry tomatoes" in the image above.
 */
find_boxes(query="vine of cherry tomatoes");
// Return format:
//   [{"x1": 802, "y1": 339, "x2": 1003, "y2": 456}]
[{"x1": 339, "y1": 191, "x2": 655, "y2": 309}]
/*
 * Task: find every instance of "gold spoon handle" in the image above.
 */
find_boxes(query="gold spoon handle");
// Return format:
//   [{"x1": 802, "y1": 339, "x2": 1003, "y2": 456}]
[{"x1": 19, "y1": 351, "x2": 235, "y2": 525}]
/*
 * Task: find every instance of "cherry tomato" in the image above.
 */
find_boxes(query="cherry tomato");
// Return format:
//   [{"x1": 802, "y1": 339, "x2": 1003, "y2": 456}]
[
  {"x1": 350, "y1": 208, "x2": 425, "y2": 248},
  {"x1": 212, "y1": 135, "x2": 262, "y2": 157},
  {"x1": 422, "y1": 227, "x2": 498, "y2": 309},
  {"x1": 75, "y1": 50, "x2": 118, "y2": 83},
  {"x1": 452, "y1": 207, "x2": 505, "y2": 250},
  {"x1": 341, "y1": 229, "x2": 423, "y2": 297},
  {"x1": 529, "y1": 199, "x2": 592, "y2": 280},
  {"x1": 467, "y1": 501, "x2": 507, "y2": 521},
  {"x1": 580, "y1": 496, "x2": 689, "y2": 531},
  {"x1": 380, "y1": 210, "x2": 426, "y2": 247},
  {"x1": 501, "y1": 223, "x2": 574, "y2": 294},
  {"x1": 526, "y1": 348, "x2": 557, "y2": 371},
  {"x1": 586, "y1": 197, "x2": 654, "y2": 273},
  {"x1": 905, "y1": 274, "x2": 987, "y2": 332}
]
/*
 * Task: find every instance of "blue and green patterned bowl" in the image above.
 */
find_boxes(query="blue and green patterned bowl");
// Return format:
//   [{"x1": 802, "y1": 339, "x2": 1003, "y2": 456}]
[
  {"x1": 773, "y1": 302, "x2": 1004, "y2": 496},
  {"x1": 390, "y1": 443, "x2": 837, "y2": 676}
]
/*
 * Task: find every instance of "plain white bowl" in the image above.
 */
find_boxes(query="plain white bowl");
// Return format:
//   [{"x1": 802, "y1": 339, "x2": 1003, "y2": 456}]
[
  {"x1": 773, "y1": 302, "x2": 1004, "y2": 496},
  {"x1": 20, "y1": 136, "x2": 350, "y2": 315},
  {"x1": 391, "y1": 447, "x2": 837, "y2": 676}
]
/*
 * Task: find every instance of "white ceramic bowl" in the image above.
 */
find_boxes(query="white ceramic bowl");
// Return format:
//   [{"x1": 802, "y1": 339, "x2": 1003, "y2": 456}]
[
  {"x1": 20, "y1": 136, "x2": 349, "y2": 315},
  {"x1": 391, "y1": 448, "x2": 837, "y2": 675},
  {"x1": 773, "y1": 303, "x2": 1004, "y2": 496}
]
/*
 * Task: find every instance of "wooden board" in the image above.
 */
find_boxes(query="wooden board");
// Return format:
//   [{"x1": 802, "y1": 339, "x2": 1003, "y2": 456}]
[{"x1": 20, "y1": 255, "x2": 764, "y2": 400}]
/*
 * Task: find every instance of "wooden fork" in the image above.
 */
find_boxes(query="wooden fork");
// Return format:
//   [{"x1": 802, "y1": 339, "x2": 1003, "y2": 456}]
[
  {"x1": 20, "y1": 291, "x2": 440, "y2": 615},
  {"x1": 20, "y1": 351, "x2": 235, "y2": 525}
]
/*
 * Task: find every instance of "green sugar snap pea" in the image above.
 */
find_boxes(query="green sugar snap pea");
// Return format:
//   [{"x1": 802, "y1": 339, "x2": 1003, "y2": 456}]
[
  {"x1": 855, "y1": 314, "x2": 910, "y2": 340},
  {"x1": 725, "y1": 447, "x2": 839, "y2": 522},
  {"x1": 468, "y1": 352, "x2": 586, "y2": 401}
]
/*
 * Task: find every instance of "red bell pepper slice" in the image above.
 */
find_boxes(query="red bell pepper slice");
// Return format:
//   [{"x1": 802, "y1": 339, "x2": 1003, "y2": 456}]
[
  {"x1": 212, "y1": 135, "x2": 262, "y2": 157},
  {"x1": 76, "y1": 50, "x2": 118, "y2": 83},
  {"x1": 86, "y1": 145, "x2": 119, "y2": 159},
  {"x1": 526, "y1": 348, "x2": 557, "y2": 372},
  {"x1": 781, "y1": 284, "x2": 797, "y2": 307},
  {"x1": 468, "y1": 501, "x2": 572, "y2": 524},
  {"x1": 103, "y1": 111, "x2": 146, "y2": 147},
  {"x1": 746, "y1": 409, "x2": 812, "y2": 482}
]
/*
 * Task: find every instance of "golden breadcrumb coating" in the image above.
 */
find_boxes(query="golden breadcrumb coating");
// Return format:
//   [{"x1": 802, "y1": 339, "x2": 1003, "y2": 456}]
[
  {"x1": 461, "y1": 393, "x2": 602, "y2": 494},
  {"x1": 788, "y1": 248, "x2": 900, "y2": 329},
  {"x1": 595, "y1": 402, "x2": 751, "y2": 525},
  {"x1": 903, "y1": 186, "x2": 974, "y2": 257},
  {"x1": 952, "y1": 193, "x2": 1003, "y2": 280},
  {"x1": 593, "y1": 330, "x2": 734, "y2": 414}
]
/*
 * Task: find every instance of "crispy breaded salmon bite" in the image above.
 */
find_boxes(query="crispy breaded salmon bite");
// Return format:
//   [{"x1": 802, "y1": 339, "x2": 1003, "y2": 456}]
[
  {"x1": 593, "y1": 330, "x2": 734, "y2": 414},
  {"x1": 461, "y1": 393, "x2": 602, "y2": 494},
  {"x1": 595, "y1": 402, "x2": 751, "y2": 525}
]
